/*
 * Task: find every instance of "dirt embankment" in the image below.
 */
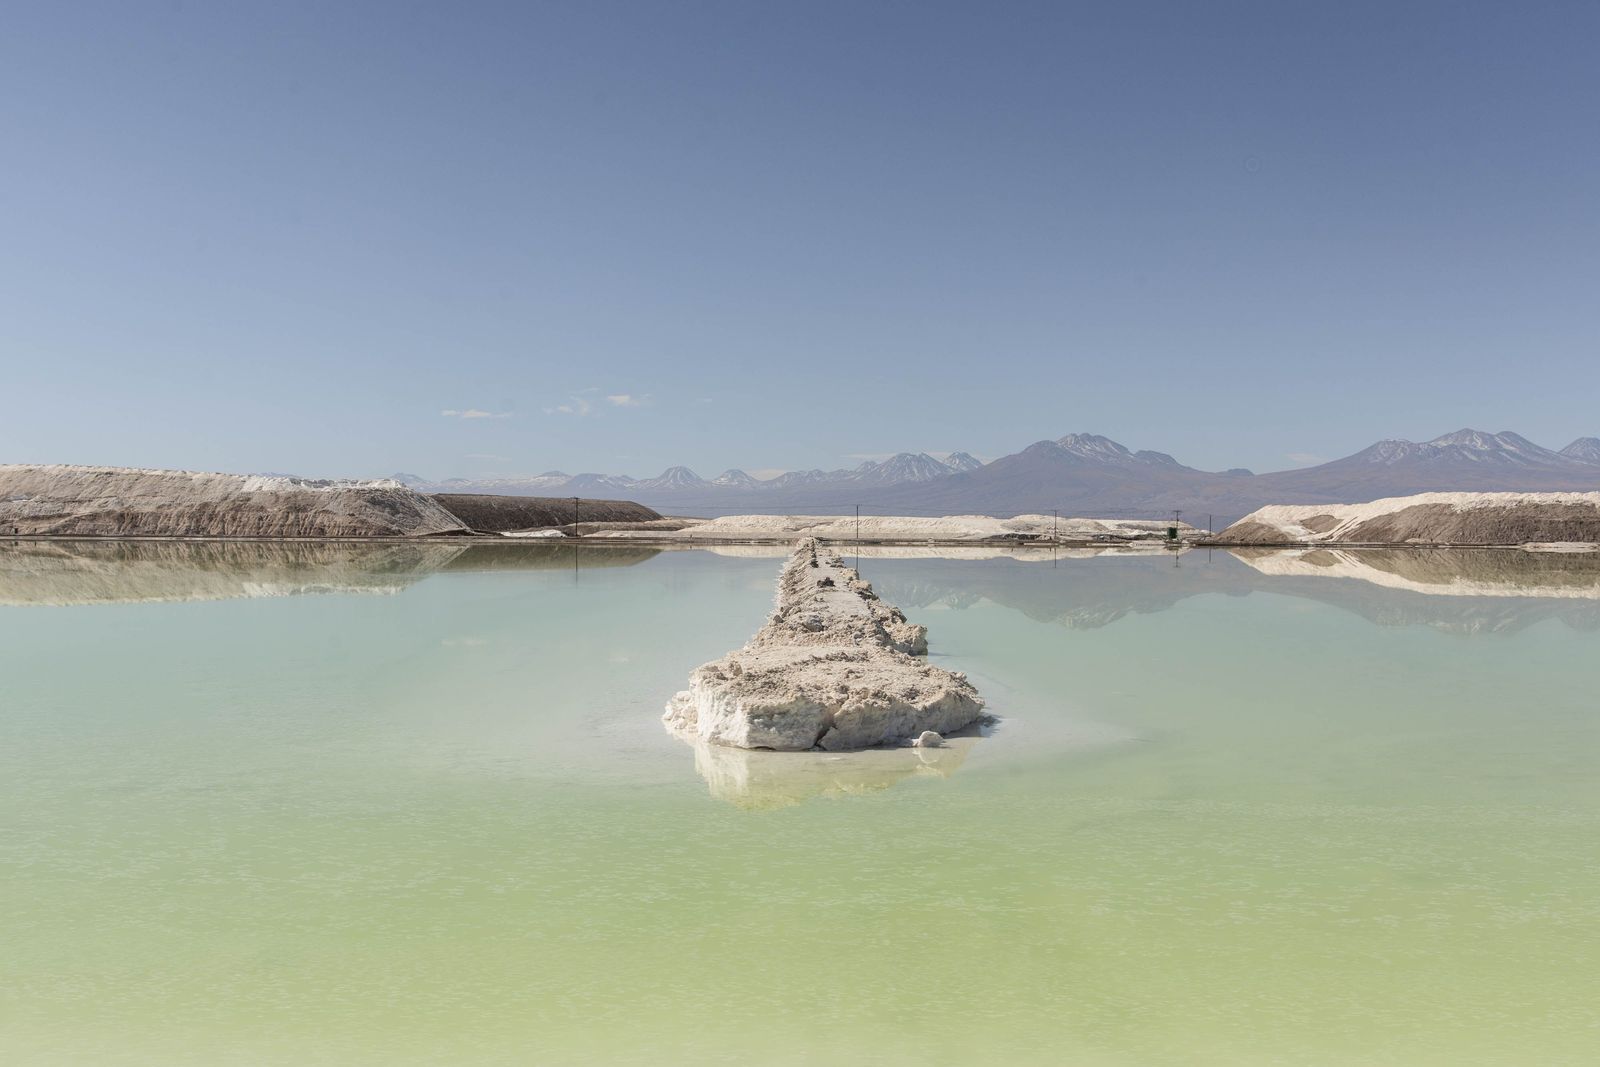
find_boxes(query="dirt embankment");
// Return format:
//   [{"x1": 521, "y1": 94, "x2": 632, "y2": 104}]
[
  {"x1": 1217, "y1": 493, "x2": 1600, "y2": 545},
  {"x1": 1, "y1": 465, "x2": 471, "y2": 538},
  {"x1": 429, "y1": 493, "x2": 660, "y2": 532},
  {"x1": 1347, "y1": 502, "x2": 1600, "y2": 543}
]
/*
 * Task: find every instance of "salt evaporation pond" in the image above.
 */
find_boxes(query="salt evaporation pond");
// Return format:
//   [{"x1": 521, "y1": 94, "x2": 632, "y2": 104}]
[{"x1": 2, "y1": 540, "x2": 1597, "y2": 1064}]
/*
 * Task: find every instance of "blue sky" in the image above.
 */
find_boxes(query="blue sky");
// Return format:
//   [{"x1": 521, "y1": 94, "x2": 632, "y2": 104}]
[{"x1": 3, "y1": 0, "x2": 1597, "y2": 479}]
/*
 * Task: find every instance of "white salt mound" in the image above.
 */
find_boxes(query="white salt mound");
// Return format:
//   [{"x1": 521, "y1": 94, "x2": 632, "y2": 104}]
[
  {"x1": 0, "y1": 464, "x2": 469, "y2": 538},
  {"x1": 663, "y1": 538, "x2": 985, "y2": 751}
]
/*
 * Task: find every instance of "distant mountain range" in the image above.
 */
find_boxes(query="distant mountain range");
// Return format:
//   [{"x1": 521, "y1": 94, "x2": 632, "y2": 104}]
[
  {"x1": 399, "y1": 451, "x2": 983, "y2": 503},
  {"x1": 397, "y1": 430, "x2": 1600, "y2": 523}
]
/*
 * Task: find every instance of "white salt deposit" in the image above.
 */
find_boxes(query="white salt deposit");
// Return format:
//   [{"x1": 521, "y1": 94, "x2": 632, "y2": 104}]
[
  {"x1": 0, "y1": 464, "x2": 468, "y2": 537},
  {"x1": 3, "y1": 464, "x2": 404, "y2": 493},
  {"x1": 596, "y1": 513, "x2": 1199, "y2": 543},
  {"x1": 663, "y1": 539, "x2": 985, "y2": 751}
]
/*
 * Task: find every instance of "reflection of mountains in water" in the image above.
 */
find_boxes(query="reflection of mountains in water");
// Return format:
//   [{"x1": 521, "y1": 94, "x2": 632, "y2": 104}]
[
  {"x1": 867, "y1": 548, "x2": 1600, "y2": 636},
  {"x1": 0, "y1": 540, "x2": 662, "y2": 605}
]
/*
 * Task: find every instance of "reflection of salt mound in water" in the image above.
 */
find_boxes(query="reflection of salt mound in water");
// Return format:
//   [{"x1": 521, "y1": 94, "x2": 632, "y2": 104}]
[
  {"x1": 686, "y1": 734, "x2": 976, "y2": 810},
  {"x1": 0, "y1": 541, "x2": 467, "y2": 605},
  {"x1": 1231, "y1": 547, "x2": 1600, "y2": 599}
]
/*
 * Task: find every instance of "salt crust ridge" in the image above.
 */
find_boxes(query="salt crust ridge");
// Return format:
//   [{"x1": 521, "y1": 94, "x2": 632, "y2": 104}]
[
  {"x1": 663, "y1": 538, "x2": 985, "y2": 751},
  {"x1": 3, "y1": 463, "x2": 404, "y2": 491}
]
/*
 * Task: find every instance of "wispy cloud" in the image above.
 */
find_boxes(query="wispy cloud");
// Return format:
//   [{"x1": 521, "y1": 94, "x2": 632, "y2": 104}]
[
  {"x1": 546, "y1": 396, "x2": 594, "y2": 416},
  {"x1": 442, "y1": 408, "x2": 512, "y2": 419},
  {"x1": 545, "y1": 390, "x2": 651, "y2": 415},
  {"x1": 1285, "y1": 452, "x2": 1326, "y2": 466}
]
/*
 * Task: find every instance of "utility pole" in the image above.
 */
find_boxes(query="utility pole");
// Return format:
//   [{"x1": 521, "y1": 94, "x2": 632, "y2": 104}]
[
  {"x1": 573, "y1": 496, "x2": 580, "y2": 537},
  {"x1": 1052, "y1": 508, "x2": 1059, "y2": 541},
  {"x1": 851, "y1": 503, "x2": 860, "y2": 573}
]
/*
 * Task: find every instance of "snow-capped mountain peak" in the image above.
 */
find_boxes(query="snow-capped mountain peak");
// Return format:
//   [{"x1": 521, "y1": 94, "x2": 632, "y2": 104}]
[
  {"x1": 1056, "y1": 433, "x2": 1135, "y2": 461},
  {"x1": 1044, "y1": 434, "x2": 1186, "y2": 468},
  {"x1": 712, "y1": 468, "x2": 760, "y2": 488},
  {"x1": 1343, "y1": 430, "x2": 1577, "y2": 470},
  {"x1": 566, "y1": 472, "x2": 639, "y2": 492},
  {"x1": 765, "y1": 468, "x2": 832, "y2": 489},
  {"x1": 1427, "y1": 428, "x2": 1503, "y2": 451},
  {"x1": 639, "y1": 466, "x2": 707, "y2": 490},
  {"x1": 943, "y1": 451, "x2": 983, "y2": 473},
  {"x1": 1356, "y1": 439, "x2": 1424, "y2": 465},
  {"x1": 1421, "y1": 429, "x2": 1566, "y2": 466},
  {"x1": 871, "y1": 452, "x2": 958, "y2": 483},
  {"x1": 1560, "y1": 438, "x2": 1600, "y2": 463}
]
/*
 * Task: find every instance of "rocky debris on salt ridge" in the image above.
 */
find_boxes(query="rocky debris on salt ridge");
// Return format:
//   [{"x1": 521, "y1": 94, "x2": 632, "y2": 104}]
[{"x1": 663, "y1": 538, "x2": 986, "y2": 751}]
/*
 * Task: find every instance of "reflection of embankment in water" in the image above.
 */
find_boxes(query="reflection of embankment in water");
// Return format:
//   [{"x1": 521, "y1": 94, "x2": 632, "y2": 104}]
[
  {"x1": 870, "y1": 550, "x2": 1217, "y2": 631},
  {"x1": 1228, "y1": 548, "x2": 1600, "y2": 635},
  {"x1": 0, "y1": 540, "x2": 466, "y2": 605},
  {"x1": 691, "y1": 544, "x2": 1184, "y2": 562},
  {"x1": 861, "y1": 548, "x2": 1600, "y2": 636},
  {"x1": 436, "y1": 542, "x2": 663, "y2": 572},
  {"x1": 1230, "y1": 547, "x2": 1600, "y2": 599},
  {"x1": 0, "y1": 540, "x2": 662, "y2": 605},
  {"x1": 682, "y1": 733, "x2": 978, "y2": 810}
]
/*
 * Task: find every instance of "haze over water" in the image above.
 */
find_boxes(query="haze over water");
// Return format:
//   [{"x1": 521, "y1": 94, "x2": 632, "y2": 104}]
[{"x1": 2, "y1": 543, "x2": 1597, "y2": 1064}]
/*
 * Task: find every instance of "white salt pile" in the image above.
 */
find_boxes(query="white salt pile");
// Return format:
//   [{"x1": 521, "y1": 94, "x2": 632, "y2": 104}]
[{"x1": 663, "y1": 538, "x2": 985, "y2": 751}]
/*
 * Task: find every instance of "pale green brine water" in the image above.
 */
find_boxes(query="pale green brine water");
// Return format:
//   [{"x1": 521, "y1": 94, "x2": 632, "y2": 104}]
[{"x1": 2, "y1": 541, "x2": 1597, "y2": 1065}]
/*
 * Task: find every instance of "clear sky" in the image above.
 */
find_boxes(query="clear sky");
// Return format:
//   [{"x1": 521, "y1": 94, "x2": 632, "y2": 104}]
[{"x1": 3, "y1": 0, "x2": 1597, "y2": 480}]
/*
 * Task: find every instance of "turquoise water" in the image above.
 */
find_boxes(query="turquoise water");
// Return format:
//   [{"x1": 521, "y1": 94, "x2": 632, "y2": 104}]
[{"x1": 2, "y1": 542, "x2": 1597, "y2": 1064}]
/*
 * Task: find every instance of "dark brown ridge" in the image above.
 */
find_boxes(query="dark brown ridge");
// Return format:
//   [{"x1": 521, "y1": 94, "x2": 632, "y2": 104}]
[{"x1": 429, "y1": 493, "x2": 660, "y2": 533}]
